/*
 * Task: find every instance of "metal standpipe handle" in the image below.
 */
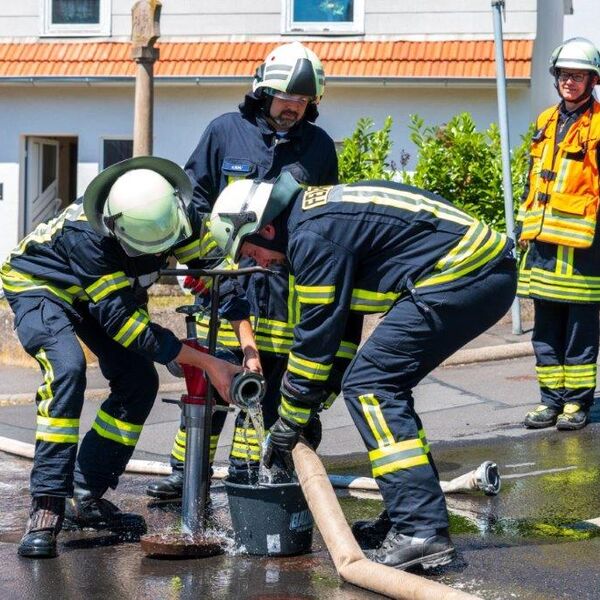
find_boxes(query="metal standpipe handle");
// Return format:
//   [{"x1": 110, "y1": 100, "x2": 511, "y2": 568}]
[{"x1": 230, "y1": 371, "x2": 266, "y2": 409}]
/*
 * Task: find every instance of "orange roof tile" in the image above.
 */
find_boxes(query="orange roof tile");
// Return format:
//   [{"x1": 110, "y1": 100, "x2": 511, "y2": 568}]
[{"x1": 0, "y1": 40, "x2": 532, "y2": 80}]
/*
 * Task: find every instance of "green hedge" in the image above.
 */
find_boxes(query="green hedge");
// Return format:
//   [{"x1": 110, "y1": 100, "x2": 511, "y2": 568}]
[{"x1": 337, "y1": 113, "x2": 534, "y2": 230}]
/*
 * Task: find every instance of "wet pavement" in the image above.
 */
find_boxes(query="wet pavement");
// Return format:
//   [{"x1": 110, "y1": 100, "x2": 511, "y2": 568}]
[
  {"x1": 2, "y1": 422, "x2": 600, "y2": 599},
  {"x1": 2, "y1": 349, "x2": 600, "y2": 598}
]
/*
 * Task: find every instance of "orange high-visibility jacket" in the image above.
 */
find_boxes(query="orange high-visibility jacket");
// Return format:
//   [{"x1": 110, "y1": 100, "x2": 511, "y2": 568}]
[{"x1": 519, "y1": 101, "x2": 600, "y2": 249}]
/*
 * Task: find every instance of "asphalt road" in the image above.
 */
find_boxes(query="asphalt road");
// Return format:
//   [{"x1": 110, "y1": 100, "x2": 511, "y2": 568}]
[{"x1": 2, "y1": 354, "x2": 600, "y2": 598}]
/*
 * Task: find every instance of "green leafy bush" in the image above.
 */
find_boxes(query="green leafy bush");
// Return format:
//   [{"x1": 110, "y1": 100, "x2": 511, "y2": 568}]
[
  {"x1": 338, "y1": 116, "x2": 395, "y2": 183},
  {"x1": 402, "y1": 113, "x2": 534, "y2": 229}
]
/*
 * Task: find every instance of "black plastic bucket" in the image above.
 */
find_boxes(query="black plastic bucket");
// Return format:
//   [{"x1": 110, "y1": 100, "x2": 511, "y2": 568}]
[{"x1": 224, "y1": 479, "x2": 313, "y2": 556}]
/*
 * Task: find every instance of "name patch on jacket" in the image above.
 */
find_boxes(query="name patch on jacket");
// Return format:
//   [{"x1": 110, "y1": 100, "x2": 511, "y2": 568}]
[
  {"x1": 302, "y1": 186, "x2": 332, "y2": 211},
  {"x1": 222, "y1": 158, "x2": 256, "y2": 183}
]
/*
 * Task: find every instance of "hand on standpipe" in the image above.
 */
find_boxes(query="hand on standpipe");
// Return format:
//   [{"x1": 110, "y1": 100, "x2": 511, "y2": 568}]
[{"x1": 183, "y1": 275, "x2": 211, "y2": 296}]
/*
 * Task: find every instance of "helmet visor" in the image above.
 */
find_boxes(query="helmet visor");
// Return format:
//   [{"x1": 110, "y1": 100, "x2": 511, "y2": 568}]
[
  {"x1": 264, "y1": 88, "x2": 314, "y2": 106},
  {"x1": 112, "y1": 191, "x2": 192, "y2": 257}
]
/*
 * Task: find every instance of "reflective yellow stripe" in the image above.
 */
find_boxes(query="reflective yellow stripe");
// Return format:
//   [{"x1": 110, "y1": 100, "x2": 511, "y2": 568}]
[
  {"x1": 417, "y1": 223, "x2": 507, "y2": 288},
  {"x1": 209, "y1": 434, "x2": 218, "y2": 463},
  {"x1": 173, "y1": 238, "x2": 201, "y2": 263},
  {"x1": 521, "y1": 202, "x2": 595, "y2": 245},
  {"x1": 535, "y1": 365, "x2": 565, "y2": 389},
  {"x1": 230, "y1": 444, "x2": 261, "y2": 462},
  {"x1": 86, "y1": 271, "x2": 130, "y2": 303},
  {"x1": 0, "y1": 265, "x2": 80, "y2": 304},
  {"x1": 287, "y1": 352, "x2": 331, "y2": 381},
  {"x1": 322, "y1": 391, "x2": 337, "y2": 409},
  {"x1": 564, "y1": 364, "x2": 597, "y2": 389},
  {"x1": 230, "y1": 426, "x2": 261, "y2": 461},
  {"x1": 350, "y1": 288, "x2": 400, "y2": 313},
  {"x1": 369, "y1": 438, "x2": 429, "y2": 478},
  {"x1": 336, "y1": 339, "x2": 358, "y2": 360},
  {"x1": 296, "y1": 284, "x2": 335, "y2": 305},
  {"x1": 556, "y1": 245, "x2": 574, "y2": 277},
  {"x1": 358, "y1": 394, "x2": 395, "y2": 447},
  {"x1": 36, "y1": 415, "x2": 79, "y2": 444},
  {"x1": 91, "y1": 408, "x2": 142, "y2": 447},
  {"x1": 34, "y1": 349, "x2": 54, "y2": 417},
  {"x1": 342, "y1": 186, "x2": 474, "y2": 227},
  {"x1": 199, "y1": 230, "x2": 218, "y2": 258},
  {"x1": 518, "y1": 265, "x2": 600, "y2": 302},
  {"x1": 171, "y1": 430, "x2": 219, "y2": 462},
  {"x1": 113, "y1": 309, "x2": 150, "y2": 347},
  {"x1": 288, "y1": 274, "x2": 301, "y2": 327},
  {"x1": 9, "y1": 203, "x2": 86, "y2": 258},
  {"x1": 279, "y1": 397, "x2": 312, "y2": 426},
  {"x1": 233, "y1": 427, "x2": 259, "y2": 443},
  {"x1": 418, "y1": 428, "x2": 430, "y2": 454},
  {"x1": 171, "y1": 428, "x2": 186, "y2": 461},
  {"x1": 196, "y1": 324, "x2": 294, "y2": 354}
]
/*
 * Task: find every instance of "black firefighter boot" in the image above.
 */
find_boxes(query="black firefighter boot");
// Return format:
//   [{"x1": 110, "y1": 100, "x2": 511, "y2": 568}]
[
  {"x1": 367, "y1": 526, "x2": 456, "y2": 570},
  {"x1": 63, "y1": 485, "x2": 146, "y2": 537},
  {"x1": 351, "y1": 510, "x2": 393, "y2": 549},
  {"x1": 145, "y1": 470, "x2": 184, "y2": 500},
  {"x1": 18, "y1": 496, "x2": 65, "y2": 558}
]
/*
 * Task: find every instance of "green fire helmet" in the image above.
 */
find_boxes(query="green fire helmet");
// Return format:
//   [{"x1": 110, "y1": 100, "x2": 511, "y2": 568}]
[
  {"x1": 253, "y1": 42, "x2": 325, "y2": 102},
  {"x1": 210, "y1": 172, "x2": 301, "y2": 261},
  {"x1": 549, "y1": 37, "x2": 600, "y2": 77},
  {"x1": 83, "y1": 156, "x2": 193, "y2": 257}
]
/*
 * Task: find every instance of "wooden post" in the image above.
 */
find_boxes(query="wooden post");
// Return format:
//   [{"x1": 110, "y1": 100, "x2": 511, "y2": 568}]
[{"x1": 131, "y1": 0, "x2": 161, "y2": 157}]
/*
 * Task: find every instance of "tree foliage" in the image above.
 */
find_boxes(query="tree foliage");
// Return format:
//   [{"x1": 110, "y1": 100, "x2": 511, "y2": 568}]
[
  {"x1": 402, "y1": 113, "x2": 534, "y2": 229},
  {"x1": 338, "y1": 116, "x2": 395, "y2": 183}
]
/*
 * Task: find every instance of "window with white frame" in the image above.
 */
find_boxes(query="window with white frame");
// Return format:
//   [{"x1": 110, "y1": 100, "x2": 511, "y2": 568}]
[
  {"x1": 283, "y1": 0, "x2": 364, "y2": 35},
  {"x1": 42, "y1": 0, "x2": 111, "y2": 37}
]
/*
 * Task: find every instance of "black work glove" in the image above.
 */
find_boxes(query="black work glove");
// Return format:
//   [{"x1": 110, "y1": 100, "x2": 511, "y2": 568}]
[
  {"x1": 263, "y1": 417, "x2": 302, "y2": 471},
  {"x1": 302, "y1": 414, "x2": 322, "y2": 450}
]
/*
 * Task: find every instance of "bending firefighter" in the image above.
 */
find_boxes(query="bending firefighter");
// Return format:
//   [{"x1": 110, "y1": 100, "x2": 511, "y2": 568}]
[
  {"x1": 0, "y1": 157, "x2": 243, "y2": 558},
  {"x1": 208, "y1": 174, "x2": 517, "y2": 570},
  {"x1": 146, "y1": 41, "x2": 346, "y2": 499},
  {"x1": 520, "y1": 38, "x2": 600, "y2": 431}
]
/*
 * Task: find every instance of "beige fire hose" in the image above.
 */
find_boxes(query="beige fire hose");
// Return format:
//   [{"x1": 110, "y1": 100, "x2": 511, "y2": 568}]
[{"x1": 292, "y1": 440, "x2": 482, "y2": 600}]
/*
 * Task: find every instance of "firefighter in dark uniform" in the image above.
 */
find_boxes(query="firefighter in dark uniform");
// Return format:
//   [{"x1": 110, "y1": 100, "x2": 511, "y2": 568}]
[
  {"x1": 0, "y1": 157, "x2": 243, "y2": 558},
  {"x1": 208, "y1": 174, "x2": 517, "y2": 570},
  {"x1": 520, "y1": 38, "x2": 600, "y2": 431},
  {"x1": 146, "y1": 41, "x2": 344, "y2": 498}
]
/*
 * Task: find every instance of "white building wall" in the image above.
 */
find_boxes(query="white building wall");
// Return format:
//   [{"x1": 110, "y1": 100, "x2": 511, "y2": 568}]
[
  {"x1": 564, "y1": 0, "x2": 600, "y2": 48},
  {"x1": 1, "y1": 0, "x2": 537, "y2": 41},
  {"x1": 530, "y1": 0, "x2": 565, "y2": 115},
  {"x1": 0, "y1": 81, "x2": 530, "y2": 261}
]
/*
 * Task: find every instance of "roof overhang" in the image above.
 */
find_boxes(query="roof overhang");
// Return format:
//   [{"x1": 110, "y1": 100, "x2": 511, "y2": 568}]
[{"x1": 0, "y1": 40, "x2": 533, "y2": 84}]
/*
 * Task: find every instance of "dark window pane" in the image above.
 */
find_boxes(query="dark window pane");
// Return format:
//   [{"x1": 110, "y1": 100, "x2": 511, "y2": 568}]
[
  {"x1": 294, "y1": 0, "x2": 353, "y2": 22},
  {"x1": 103, "y1": 139, "x2": 133, "y2": 169},
  {"x1": 52, "y1": 0, "x2": 100, "y2": 25},
  {"x1": 41, "y1": 144, "x2": 57, "y2": 192}
]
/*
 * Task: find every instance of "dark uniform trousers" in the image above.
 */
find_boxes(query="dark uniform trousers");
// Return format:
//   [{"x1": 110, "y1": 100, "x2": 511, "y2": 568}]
[
  {"x1": 532, "y1": 299, "x2": 599, "y2": 410},
  {"x1": 341, "y1": 257, "x2": 517, "y2": 534},
  {"x1": 10, "y1": 295, "x2": 158, "y2": 497}
]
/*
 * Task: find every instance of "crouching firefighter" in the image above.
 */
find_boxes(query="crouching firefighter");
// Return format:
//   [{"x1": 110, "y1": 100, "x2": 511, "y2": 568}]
[
  {"x1": 208, "y1": 173, "x2": 517, "y2": 570},
  {"x1": 0, "y1": 157, "x2": 243, "y2": 558}
]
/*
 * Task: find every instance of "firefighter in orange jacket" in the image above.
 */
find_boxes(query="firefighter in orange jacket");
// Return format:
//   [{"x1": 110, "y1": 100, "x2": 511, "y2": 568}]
[{"x1": 519, "y1": 38, "x2": 600, "y2": 431}]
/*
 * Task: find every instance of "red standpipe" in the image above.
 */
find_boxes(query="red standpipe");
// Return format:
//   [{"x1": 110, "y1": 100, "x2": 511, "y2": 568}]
[{"x1": 181, "y1": 339, "x2": 209, "y2": 404}]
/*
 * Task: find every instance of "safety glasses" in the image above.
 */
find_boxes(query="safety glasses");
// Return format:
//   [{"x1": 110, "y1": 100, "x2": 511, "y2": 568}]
[{"x1": 557, "y1": 71, "x2": 588, "y2": 83}]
